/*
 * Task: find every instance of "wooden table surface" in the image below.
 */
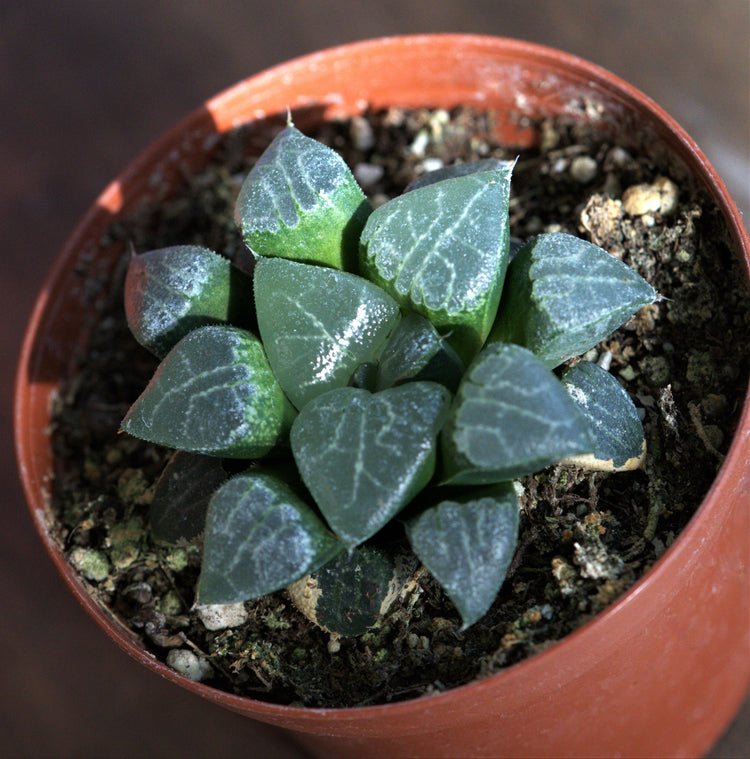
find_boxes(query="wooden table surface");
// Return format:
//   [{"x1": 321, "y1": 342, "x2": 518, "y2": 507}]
[{"x1": 2, "y1": 2, "x2": 748, "y2": 757}]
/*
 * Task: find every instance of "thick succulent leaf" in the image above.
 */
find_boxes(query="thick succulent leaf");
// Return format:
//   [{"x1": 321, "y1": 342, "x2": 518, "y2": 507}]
[
  {"x1": 290, "y1": 383, "x2": 452, "y2": 546},
  {"x1": 124, "y1": 245, "x2": 255, "y2": 357},
  {"x1": 121, "y1": 325, "x2": 295, "y2": 458},
  {"x1": 288, "y1": 545, "x2": 411, "y2": 637},
  {"x1": 441, "y1": 342, "x2": 593, "y2": 485},
  {"x1": 150, "y1": 452, "x2": 228, "y2": 542},
  {"x1": 561, "y1": 361, "x2": 646, "y2": 471},
  {"x1": 197, "y1": 471, "x2": 343, "y2": 604},
  {"x1": 404, "y1": 158, "x2": 514, "y2": 193},
  {"x1": 235, "y1": 125, "x2": 372, "y2": 270},
  {"x1": 489, "y1": 232, "x2": 658, "y2": 368},
  {"x1": 359, "y1": 166, "x2": 513, "y2": 364},
  {"x1": 406, "y1": 483, "x2": 519, "y2": 629},
  {"x1": 254, "y1": 257, "x2": 401, "y2": 409},
  {"x1": 376, "y1": 312, "x2": 464, "y2": 392}
]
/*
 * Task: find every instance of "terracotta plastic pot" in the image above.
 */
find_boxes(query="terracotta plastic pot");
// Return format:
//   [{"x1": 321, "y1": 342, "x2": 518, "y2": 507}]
[{"x1": 15, "y1": 35, "x2": 750, "y2": 758}]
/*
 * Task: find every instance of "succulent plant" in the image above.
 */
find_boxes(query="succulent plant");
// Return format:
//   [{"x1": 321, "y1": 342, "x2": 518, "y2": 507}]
[{"x1": 121, "y1": 122, "x2": 657, "y2": 634}]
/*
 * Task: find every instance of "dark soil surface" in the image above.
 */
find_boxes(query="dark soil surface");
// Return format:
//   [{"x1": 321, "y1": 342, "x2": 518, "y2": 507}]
[{"x1": 49, "y1": 107, "x2": 750, "y2": 708}]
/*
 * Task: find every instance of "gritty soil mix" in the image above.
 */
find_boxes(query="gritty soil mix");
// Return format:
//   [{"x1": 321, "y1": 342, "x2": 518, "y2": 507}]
[{"x1": 48, "y1": 107, "x2": 750, "y2": 708}]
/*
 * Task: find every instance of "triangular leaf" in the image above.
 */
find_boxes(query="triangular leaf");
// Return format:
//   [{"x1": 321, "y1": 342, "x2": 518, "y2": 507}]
[
  {"x1": 121, "y1": 325, "x2": 295, "y2": 458},
  {"x1": 376, "y1": 312, "x2": 464, "y2": 392},
  {"x1": 406, "y1": 483, "x2": 519, "y2": 629},
  {"x1": 489, "y1": 232, "x2": 657, "y2": 367},
  {"x1": 254, "y1": 257, "x2": 401, "y2": 409},
  {"x1": 561, "y1": 360, "x2": 646, "y2": 471},
  {"x1": 441, "y1": 342, "x2": 593, "y2": 485},
  {"x1": 235, "y1": 125, "x2": 372, "y2": 270},
  {"x1": 290, "y1": 383, "x2": 452, "y2": 546},
  {"x1": 359, "y1": 167, "x2": 513, "y2": 364},
  {"x1": 124, "y1": 245, "x2": 255, "y2": 357},
  {"x1": 197, "y1": 471, "x2": 343, "y2": 604},
  {"x1": 150, "y1": 451, "x2": 228, "y2": 542}
]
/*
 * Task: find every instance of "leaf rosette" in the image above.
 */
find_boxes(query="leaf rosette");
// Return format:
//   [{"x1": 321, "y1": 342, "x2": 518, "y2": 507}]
[{"x1": 120, "y1": 126, "x2": 659, "y2": 635}]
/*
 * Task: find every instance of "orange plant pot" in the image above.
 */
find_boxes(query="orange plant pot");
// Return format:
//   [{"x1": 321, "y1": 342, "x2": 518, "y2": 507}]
[{"x1": 15, "y1": 35, "x2": 750, "y2": 758}]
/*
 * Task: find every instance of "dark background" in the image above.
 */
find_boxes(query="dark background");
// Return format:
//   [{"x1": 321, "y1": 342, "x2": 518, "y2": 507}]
[{"x1": 2, "y1": 2, "x2": 748, "y2": 757}]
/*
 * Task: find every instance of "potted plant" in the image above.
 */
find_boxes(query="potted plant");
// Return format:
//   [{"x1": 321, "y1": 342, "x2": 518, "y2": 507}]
[{"x1": 15, "y1": 35, "x2": 749, "y2": 758}]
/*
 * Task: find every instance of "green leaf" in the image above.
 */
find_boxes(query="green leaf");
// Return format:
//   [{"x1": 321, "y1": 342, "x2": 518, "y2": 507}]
[
  {"x1": 235, "y1": 125, "x2": 372, "y2": 270},
  {"x1": 489, "y1": 232, "x2": 657, "y2": 368},
  {"x1": 375, "y1": 312, "x2": 464, "y2": 392},
  {"x1": 150, "y1": 452, "x2": 228, "y2": 542},
  {"x1": 441, "y1": 342, "x2": 593, "y2": 485},
  {"x1": 197, "y1": 471, "x2": 343, "y2": 604},
  {"x1": 359, "y1": 166, "x2": 512, "y2": 364},
  {"x1": 561, "y1": 360, "x2": 646, "y2": 471},
  {"x1": 406, "y1": 483, "x2": 519, "y2": 629},
  {"x1": 121, "y1": 325, "x2": 295, "y2": 458},
  {"x1": 124, "y1": 245, "x2": 255, "y2": 357},
  {"x1": 404, "y1": 158, "x2": 514, "y2": 193},
  {"x1": 290, "y1": 383, "x2": 452, "y2": 546},
  {"x1": 254, "y1": 257, "x2": 401, "y2": 409},
  {"x1": 288, "y1": 545, "x2": 412, "y2": 637}
]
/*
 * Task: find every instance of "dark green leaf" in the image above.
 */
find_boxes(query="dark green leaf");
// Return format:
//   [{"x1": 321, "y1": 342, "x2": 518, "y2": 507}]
[
  {"x1": 197, "y1": 471, "x2": 343, "y2": 604},
  {"x1": 441, "y1": 342, "x2": 593, "y2": 484},
  {"x1": 490, "y1": 232, "x2": 658, "y2": 367},
  {"x1": 288, "y1": 545, "x2": 412, "y2": 637},
  {"x1": 254, "y1": 257, "x2": 401, "y2": 409},
  {"x1": 124, "y1": 245, "x2": 255, "y2": 357},
  {"x1": 235, "y1": 125, "x2": 372, "y2": 270},
  {"x1": 561, "y1": 360, "x2": 646, "y2": 470},
  {"x1": 406, "y1": 483, "x2": 519, "y2": 629},
  {"x1": 359, "y1": 167, "x2": 513, "y2": 364},
  {"x1": 121, "y1": 325, "x2": 295, "y2": 458},
  {"x1": 376, "y1": 312, "x2": 464, "y2": 392},
  {"x1": 150, "y1": 452, "x2": 228, "y2": 542},
  {"x1": 290, "y1": 383, "x2": 452, "y2": 546}
]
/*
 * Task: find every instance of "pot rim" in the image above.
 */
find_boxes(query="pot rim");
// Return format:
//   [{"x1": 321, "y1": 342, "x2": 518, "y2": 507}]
[{"x1": 15, "y1": 33, "x2": 750, "y2": 724}]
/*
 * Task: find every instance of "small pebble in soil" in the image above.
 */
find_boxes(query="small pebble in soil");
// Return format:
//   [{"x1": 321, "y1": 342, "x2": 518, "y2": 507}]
[
  {"x1": 166, "y1": 649, "x2": 214, "y2": 682},
  {"x1": 596, "y1": 350, "x2": 613, "y2": 371},
  {"x1": 160, "y1": 590, "x2": 183, "y2": 616},
  {"x1": 354, "y1": 162, "x2": 385, "y2": 189},
  {"x1": 69, "y1": 547, "x2": 110, "y2": 582},
  {"x1": 350, "y1": 115, "x2": 376, "y2": 151},
  {"x1": 573, "y1": 541, "x2": 624, "y2": 580},
  {"x1": 605, "y1": 146, "x2": 633, "y2": 169},
  {"x1": 196, "y1": 602, "x2": 249, "y2": 631},
  {"x1": 622, "y1": 176, "x2": 679, "y2": 216},
  {"x1": 421, "y1": 157, "x2": 444, "y2": 174},
  {"x1": 569, "y1": 155, "x2": 598, "y2": 183}
]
